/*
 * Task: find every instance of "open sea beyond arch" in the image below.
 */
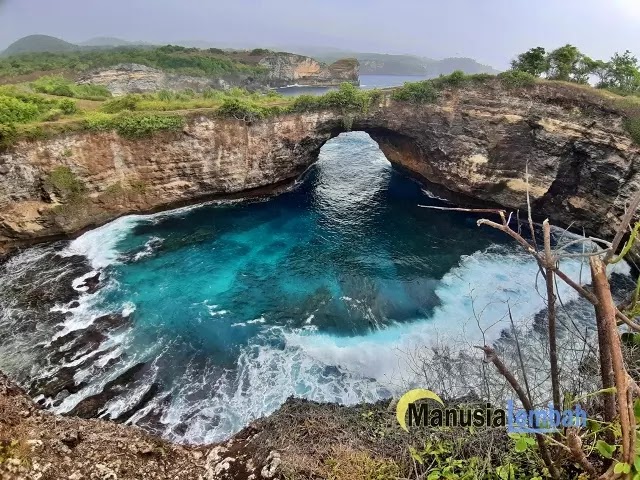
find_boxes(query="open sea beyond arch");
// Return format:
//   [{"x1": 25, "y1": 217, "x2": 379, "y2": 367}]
[{"x1": 0, "y1": 132, "x2": 627, "y2": 443}]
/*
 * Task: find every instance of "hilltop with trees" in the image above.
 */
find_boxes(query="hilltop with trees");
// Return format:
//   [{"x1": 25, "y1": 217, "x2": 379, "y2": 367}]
[{"x1": 511, "y1": 44, "x2": 640, "y2": 95}]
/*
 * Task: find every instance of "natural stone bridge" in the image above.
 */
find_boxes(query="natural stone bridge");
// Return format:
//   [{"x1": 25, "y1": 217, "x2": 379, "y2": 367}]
[{"x1": 0, "y1": 81, "x2": 639, "y2": 251}]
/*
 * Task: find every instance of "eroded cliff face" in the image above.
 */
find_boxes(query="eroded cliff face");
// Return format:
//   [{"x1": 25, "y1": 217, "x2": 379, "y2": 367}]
[
  {"x1": 0, "y1": 112, "x2": 340, "y2": 248},
  {"x1": 78, "y1": 53, "x2": 360, "y2": 95},
  {"x1": 77, "y1": 63, "x2": 234, "y2": 95},
  {"x1": 0, "y1": 81, "x2": 638, "y2": 253},
  {"x1": 357, "y1": 83, "x2": 640, "y2": 240},
  {"x1": 258, "y1": 54, "x2": 359, "y2": 87}
]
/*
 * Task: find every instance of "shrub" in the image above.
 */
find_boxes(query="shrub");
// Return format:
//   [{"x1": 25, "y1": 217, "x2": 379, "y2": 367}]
[
  {"x1": 157, "y1": 90, "x2": 173, "y2": 101},
  {"x1": 250, "y1": 48, "x2": 271, "y2": 56},
  {"x1": 0, "y1": 123, "x2": 17, "y2": 148},
  {"x1": 0, "y1": 47, "x2": 266, "y2": 80},
  {"x1": 290, "y1": 94, "x2": 319, "y2": 112},
  {"x1": 101, "y1": 95, "x2": 140, "y2": 113},
  {"x1": 83, "y1": 112, "x2": 114, "y2": 131},
  {"x1": 58, "y1": 98, "x2": 77, "y2": 115},
  {"x1": 44, "y1": 166, "x2": 86, "y2": 199},
  {"x1": 432, "y1": 70, "x2": 467, "y2": 88},
  {"x1": 42, "y1": 109, "x2": 64, "y2": 122},
  {"x1": 202, "y1": 89, "x2": 222, "y2": 100},
  {"x1": 0, "y1": 95, "x2": 40, "y2": 123},
  {"x1": 85, "y1": 112, "x2": 185, "y2": 138},
  {"x1": 290, "y1": 84, "x2": 380, "y2": 115},
  {"x1": 129, "y1": 179, "x2": 147, "y2": 193},
  {"x1": 392, "y1": 80, "x2": 439, "y2": 103},
  {"x1": 31, "y1": 75, "x2": 111, "y2": 100},
  {"x1": 498, "y1": 70, "x2": 537, "y2": 88},
  {"x1": 623, "y1": 116, "x2": 640, "y2": 145},
  {"x1": 218, "y1": 97, "x2": 267, "y2": 122},
  {"x1": 112, "y1": 113, "x2": 184, "y2": 138}
]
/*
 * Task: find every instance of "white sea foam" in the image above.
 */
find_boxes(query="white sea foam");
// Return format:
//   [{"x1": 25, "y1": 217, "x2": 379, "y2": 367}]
[
  {"x1": 122, "y1": 302, "x2": 136, "y2": 317},
  {"x1": 61, "y1": 216, "x2": 144, "y2": 269},
  {"x1": 421, "y1": 188, "x2": 451, "y2": 203},
  {"x1": 152, "y1": 243, "x2": 629, "y2": 444},
  {"x1": 10, "y1": 168, "x2": 633, "y2": 444},
  {"x1": 133, "y1": 236, "x2": 163, "y2": 261}
]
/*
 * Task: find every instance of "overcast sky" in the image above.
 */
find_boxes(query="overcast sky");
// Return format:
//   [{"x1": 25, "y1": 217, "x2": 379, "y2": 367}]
[{"x1": 0, "y1": 0, "x2": 638, "y2": 69}]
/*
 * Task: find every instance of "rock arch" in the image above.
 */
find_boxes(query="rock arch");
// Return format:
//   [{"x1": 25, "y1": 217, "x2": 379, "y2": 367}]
[{"x1": 0, "y1": 84, "x2": 639, "y2": 252}]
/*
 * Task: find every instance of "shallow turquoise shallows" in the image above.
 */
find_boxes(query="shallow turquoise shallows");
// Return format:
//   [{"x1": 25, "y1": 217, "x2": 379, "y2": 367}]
[{"x1": 0, "y1": 132, "x2": 603, "y2": 443}]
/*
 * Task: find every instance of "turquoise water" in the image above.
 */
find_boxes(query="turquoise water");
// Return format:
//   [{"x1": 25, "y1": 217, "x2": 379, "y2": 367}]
[{"x1": 0, "y1": 132, "x2": 611, "y2": 443}]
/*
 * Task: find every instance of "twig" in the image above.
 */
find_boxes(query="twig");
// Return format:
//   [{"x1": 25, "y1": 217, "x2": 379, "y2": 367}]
[
  {"x1": 418, "y1": 205, "x2": 507, "y2": 216},
  {"x1": 525, "y1": 162, "x2": 539, "y2": 252},
  {"x1": 543, "y1": 220, "x2": 561, "y2": 410},
  {"x1": 605, "y1": 190, "x2": 640, "y2": 263}
]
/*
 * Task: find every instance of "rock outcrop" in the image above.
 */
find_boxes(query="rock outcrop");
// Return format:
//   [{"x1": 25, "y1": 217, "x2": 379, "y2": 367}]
[
  {"x1": 77, "y1": 53, "x2": 360, "y2": 95},
  {"x1": 0, "y1": 80, "x2": 639, "y2": 253},
  {"x1": 77, "y1": 63, "x2": 234, "y2": 95},
  {"x1": 258, "y1": 53, "x2": 359, "y2": 87}
]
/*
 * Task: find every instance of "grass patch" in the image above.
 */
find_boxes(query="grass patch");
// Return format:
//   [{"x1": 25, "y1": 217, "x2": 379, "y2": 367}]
[
  {"x1": 31, "y1": 75, "x2": 112, "y2": 101},
  {"x1": 217, "y1": 97, "x2": 287, "y2": 122},
  {"x1": 324, "y1": 450, "x2": 401, "y2": 480},
  {"x1": 44, "y1": 166, "x2": 86, "y2": 199},
  {"x1": 0, "y1": 86, "x2": 77, "y2": 124},
  {"x1": 84, "y1": 111, "x2": 185, "y2": 138},
  {"x1": 497, "y1": 70, "x2": 537, "y2": 89},
  {"x1": 391, "y1": 80, "x2": 439, "y2": 104},
  {"x1": 129, "y1": 179, "x2": 147, "y2": 194},
  {"x1": 290, "y1": 83, "x2": 381, "y2": 115},
  {"x1": 392, "y1": 70, "x2": 499, "y2": 104},
  {"x1": 391, "y1": 70, "x2": 538, "y2": 105},
  {"x1": 623, "y1": 116, "x2": 640, "y2": 145}
]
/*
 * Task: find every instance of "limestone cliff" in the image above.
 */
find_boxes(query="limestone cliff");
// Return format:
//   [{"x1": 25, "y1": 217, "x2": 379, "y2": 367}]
[
  {"x1": 77, "y1": 63, "x2": 234, "y2": 95},
  {"x1": 0, "y1": 80, "x2": 638, "y2": 253},
  {"x1": 258, "y1": 53, "x2": 359, "y2": 87},
  {"x1": 77, "y1": 53, "x2": 359, "y2": 95}
]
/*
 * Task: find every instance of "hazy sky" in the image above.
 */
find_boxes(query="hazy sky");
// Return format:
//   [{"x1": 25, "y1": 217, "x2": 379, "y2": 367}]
[{"x1": 0, "y1": 0, "x2": 638, "y2": 69}]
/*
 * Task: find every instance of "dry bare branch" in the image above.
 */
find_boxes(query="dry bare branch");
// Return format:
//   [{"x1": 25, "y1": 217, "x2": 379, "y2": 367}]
[{"x1": 605, "y1": 190, "x2": 640, "y2": 263}]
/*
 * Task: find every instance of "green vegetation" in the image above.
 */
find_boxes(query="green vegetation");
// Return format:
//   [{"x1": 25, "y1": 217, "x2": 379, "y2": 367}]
[
  {"x1": 511, "y1": 44, "x2": 640, "y2": 94},
  {"x1": 391, "y1": 80, "x2": 439, "y2": 103},
  {"x1": 496, "y1": 70, "x2": 537, "y2": 89},
  {"x1": 511, "y1": 45, "x2": 640, "y2": 145},
  {"x1": 44, "y1": 166, "x2": 86, "y2": 200},
  {"x1": 84, "y1": 111, "x2": 185, "y2": 138},
  {"x1": 290, "y1": 83, "x2": 381, "y2": 115},
  {"x1": 0, "y1": 45, "x2": 266, "y2": 79},
  {"x1": 391, "y1": 70, "x2": 515, "y2": 104},
  {"x1": 31, "y1": 75, "x2": 112, "y2": 100},
  {"x1": 0, "y1": 86, "x2": 77, "y2": 124},
  {"x1": 624, "y1": 116, "x2": 640, "y2": 145}
]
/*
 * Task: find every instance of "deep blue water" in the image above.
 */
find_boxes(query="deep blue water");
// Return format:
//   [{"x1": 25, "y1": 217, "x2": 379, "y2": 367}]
[{"x1": 0, "y1": 132, "x2": 607, "y2": 443}]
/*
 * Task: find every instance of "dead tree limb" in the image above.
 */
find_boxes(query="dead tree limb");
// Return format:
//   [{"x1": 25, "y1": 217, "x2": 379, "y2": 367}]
[
  {"x1": 566, "y1": 428, "x2": 598, "y2": 479},
  {"x1": 605, "y1": 191, "x2": 640, "y2": 263},
  {"x1": 590, "y1": 256, "x2": 635, "y2": 468},
  {"x1": 543, "y1": 220, "x2": 561, "y2": 410},
  {"x1": 477, "y1": 345, "x2": 560, "y2": 479}
]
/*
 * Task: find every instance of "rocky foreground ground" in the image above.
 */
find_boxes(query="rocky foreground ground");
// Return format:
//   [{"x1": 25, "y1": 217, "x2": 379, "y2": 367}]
[{"x1": 1, "y1": 369, "x2": 443, "y2": 480}]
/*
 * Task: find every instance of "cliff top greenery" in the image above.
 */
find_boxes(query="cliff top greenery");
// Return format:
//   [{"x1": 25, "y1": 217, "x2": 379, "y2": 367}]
[
  {"x1": 389, "y1": 45, "x2": 640, "y2": 145},
  {"x1": 0, "y1": 79, "x2": 386, "y2": 147},
  {"x1": 0, "y1": 45, "x2": 268, "y2": 79},
  {"x1": 2, "y1": 65, "x2": 640, "y2": 149}
]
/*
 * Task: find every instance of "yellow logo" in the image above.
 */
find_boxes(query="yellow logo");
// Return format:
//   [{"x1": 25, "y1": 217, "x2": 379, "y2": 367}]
[{"x1": 396, "y1": 388, "x2": 444, "y2": 432}]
